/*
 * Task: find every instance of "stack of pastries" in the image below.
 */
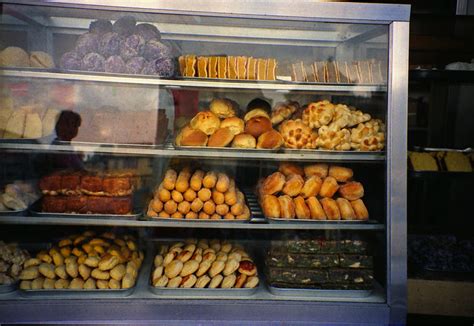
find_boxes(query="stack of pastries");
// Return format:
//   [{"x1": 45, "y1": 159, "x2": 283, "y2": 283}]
[
  {"x1": 19, "y1": 231, "x2": 144, "y2": 290},
  {"x1": 39, "y1": 170, "x2": 137, "y2": 215},
  {"x1": 258, "y1": 163, "x2": 369, "y2": 221},
  {"x1": 151, "y1": 239, "x2": 259, "y2": 289},
  {"x1": 147, "y1": 167, "x2": 251, "y2": 220}
]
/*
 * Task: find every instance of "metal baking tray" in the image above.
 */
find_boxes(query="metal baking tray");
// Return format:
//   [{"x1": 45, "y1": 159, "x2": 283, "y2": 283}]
[
  {"x1": 0, "y1": 282, "x2": 18, "y2": 294},
  {"x1": 29, "y1": 200, "x2": 142, "y2": 220},
  {"x1": 148, "y1": 284, "x2": 259, "y2": 297},
  {"x1": 267, "y1": 284, "x2": 373, "y2": 298},
  {"x1": 266, "y1": 217, "x2": 371, "y2": 224},
  {"x1": 0, "y1": 208, "x2": 27, "y2": 216},
  {"x1": 20, "y1": 286, "x2": 135, "y2": 298},
  {"x1": 412, "y1": 146, "x2": 473, "y2": 153}
]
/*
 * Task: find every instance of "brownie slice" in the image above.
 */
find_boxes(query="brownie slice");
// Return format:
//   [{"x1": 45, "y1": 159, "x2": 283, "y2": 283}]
[
  {"x1": 328, "y1": 269, "x2": 374, "y2": 284},
  {"x1": 266, "y1": 252, "x2": 339, "y2": 269},
  {"x1": 266, "y1": 267, "x2": 328, "y2": 285},
  {"x1": 339, "y1": 255, "x2": 373, "y2": 269}
]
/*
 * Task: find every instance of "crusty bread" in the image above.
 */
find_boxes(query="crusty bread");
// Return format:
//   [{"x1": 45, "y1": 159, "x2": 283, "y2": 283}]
[
  {"x1": 210, "y1": 98, "x2": 236, "y2": 118},
  {"x1": 231, "y1": 133, "x2": 256, "y2": 148},
  {"x1": 208, "y1": 127, "x2": 234, "y2": 147},
  {"x1": 220, "y1": 117, "x2": 244, "y2": 136},
  {"x1": 179, "y1": 126, "x2": 208, "y2": 147},
  {"x1": 256, "y1": 129, "x2": 283, "y2": 149},
  {"x1": 245, "y1": 116, "x2": 272, "y2": 138},
  {"x1": 190, "y1": 111, "x2": 220, "y2": 135}
]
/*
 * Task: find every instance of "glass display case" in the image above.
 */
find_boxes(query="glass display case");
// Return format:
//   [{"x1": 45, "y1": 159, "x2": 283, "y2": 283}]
[{"x1": 0, "y1": 1, "x2": 409, "y2": 324}]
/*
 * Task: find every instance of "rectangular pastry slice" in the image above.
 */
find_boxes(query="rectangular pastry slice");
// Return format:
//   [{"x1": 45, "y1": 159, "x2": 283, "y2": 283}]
[
  {"x1": 236, "y1": 56, "x2": 247, "y2": 79},
  {"x1": 371, "y1": 60, "x2": 384, "y2": 84},
  {"x1": 41, "y1": 108, "x2": 60, "y2": 137},
  {"x1": 247, "y1": 57, "x2": 257, "y2": 80},
  {"x1": 23, "y1": 113, "x2": 42, "y2": 139},
  {"x1": 227, "y1": 56, "x2": 238, "y2": 79},
  {"x1": 339, "y1": 254, "x2": 373, "y2": 269},
  {"x1": 347, "y1": 62, "x2": 361, "y2": 84},
  {"x1": 266, "y1": 253, "x2": 339, "y2": 268},
  {"x1": 311, "y1": 63, "x2": 319, "y2": 82},
  {"x1": 209, "y1": 56, "x2": 218, "y2": 78},
  {"x1": 257, "y1": 58, "x2": 267, "y2": 80},
  {"x1": 315, "y1": 61, "x2": 327, "y2": 83},
  {"x1": 266, "y1": 267, "x2": 329, "y2": 285},
  {"x1": 42, "y1": 195, "x2": 67, "y2": 213},
  {"x1": 217, "y1": 56, "x2": 227, "y2": 79},
  {"x1": 178, "y1": 56, "x2": 186, "y2": 76},
  {"x1": 358, "y1": 61, "x2": 371, "y2": 84},
  {"x1": 3, "y1": 110, "x2": 26, "y2": 139},
  {"x1": 337, "y1": 62, "x2": 350, "y2": 84},
  {"x1": 266, "y1": 58, "x2": 277, "y2": 80},
  {"x1": 185, "y1": 55, "x2": 196, "y2": 77},
  {"x1": 326, "y1": 61, "x2": 338, "y2": 83},
  {"x1": 197, "y1": 56, "x2": 209, "y2": 78},
  {"x1": 444, "y1": 151, "x2": 472, "y2": 172},
  {"x1": 291, "y1": 62, "x2": 305, "y2": 82}
]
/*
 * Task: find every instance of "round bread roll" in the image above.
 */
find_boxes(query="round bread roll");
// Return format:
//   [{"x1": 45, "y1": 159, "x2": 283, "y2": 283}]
[
  {"x1": 216, "y1": 252, "x2": 228, "y2": 262},
  {"x1": 202, "y1": 251, "x2": 216, "y2": 263},
  {"x1": 203, "y1": 171, "x2": 217, "y2": 189},
  {"x1": 208, "y1": 127, "x2": 234, "y2": 147},
  {"x1": 319, "y1": 176, "x2": 340, "y2": 198},
  {"x1": 282, "y1": 174, "x2": 305, "y2": 197},
  {"x1": 235, "y1": 273, "x2": 248, "y2": 288},
  {"x1": 150, "y1": 199, "x2": 163, "y2": 213},
  {"x1": 336, "y1": 198, "x2": 356, "y2": 220},
  {"x1": 329, "y1": 166, "x2": 354, "y2": 182},
  {"x1": 198, "y1": 211, "x2": 210, "y2": 219},
  {"x1": 261, "y1": 172, "x2": 286, "y2": 195},
  {"x1": 278, "y1": 195, "x2": 295, "y2": 219},
  {"x1": 157, "y1": 186, "x2": 171, "y2": 202},
  {"x1": 338, "y1": 182, "x2": 364, "y2": 200},
  {"x1": 256, "y1": 130, "x2": 284, "y2": 149},
  {"x1": 351, "y1": 199, "x2": 369, "y2": 220},
  {"x1": 209, "y1": 274, "x2": 224, "y2": 288},
  {"x1": 224, "y1": 188, "x2": 238, "y2": 206},
  {"x1": 171, "y1": 190, "x2": 184, "y2": 203},
  {"x1": 294, "y1": 196, "x2": 311, "y2": 219},
  {"x1": 211, "y1": 213, "x2": 221, "y2": 220},
  {"x1": 238, "y1": 260, "x2": 257, "y2": 276},
  {"x1": 179, "y1": 126, "x2": 208, "y2": 147},
  {"x1": 190, "y1": 198, "x2": 203, "y2": 213},
  {"x1": 153, "y1": 275, "x2": 168, "y2": 287},
  {"x1": 159, "y1": 212, "x2": 170, "y2": 218},
  {"x1": 224, "y1": 213, "x2": 235, "y2": 220},
  {"x1": 262, "y1": 194, "x2": 280, "y2": 218},
  {"x1": 220, "y1": 117, "x2": 244, "y2": 135},
  {"x1": 164, "y1": 200, "x2": 178, "y2": 214},
  {"x1": 244, "y1": 276, "x2": 259, "y2": 288},
  {"x1": 230, "y1": 202, "x2": 244, "y2": 215},
  {"x1": 183, "y1": 189, "x2": 197, "y2": 202},
  {"x1": 212, "y1": 190, "x2": 225, "y2": 205},
  {"x1": 300, "y1": 176, "x2": 323, "y2": 198},
  {"x1": 195, "y1": 275, "x2": 211, "y2": 288},
  {"x1": 320, "y1": 198, "x2": 341, "y2": 220},
  {"x1": 209, "y1": 260, "x2": 225, "y2": 278},
  {"x1": 196, "y1": 260, "x2": 212, "y2": 277},
  {"x1": 306, "y1": 197, "x2": 327, "y2": 220},
  {"x1": 279, "y1": 163, "x2": 304, "y2": 177},
  {"x1": 171, "y1": 211, "x2": 184, "y2": 219},
  {"x1": 221, "y1": 274, "x2": 237, "y2": 289},
  {"x1": 177, "y1": 201, "x2": 190, "y2": 215},
  {"x1": 216, "y1": 173, "x2": 230, "y2": 193},
  {"x1": 180, "y1": 260, "x2": 199, "y2": 277},
  {"x1": 244, "y1": 108, "x2": 270, "y2": 122},
  {"x1": 210, "y1": 98, "x2": 236, "y2": 118},
  {"x1": 190, "y1": 170, "x2": 205, "y2": 191},
  {"x1": 223, "y1": 259, "x2": 240, "y2": 276},
  {"x1": 231, "y1": 133, "x2": 256, "y2": 149},
  {"x1": 245, "y1": 116, "x2": 272, "y2": 138},
  {"x1": 198, "y1": 188, "x2": 212, "y2": 202},
  {"x1": 163, "y1": 169, "x2": 177, "y2": 190},
  {"x1": 167, "y1": 276, "x2": 182, "y2": 288},
  {"x1": 0, "y1": 46, "x2": 30, "y2": 67},
  {"x1": 185, "y1": 211, "x2": 198, "y2": 219},
  {"x1": 215, "y1": 204, "x2": 229, "y2": 216},
  {"x1": 175, "y1": 170, "x2": 191, "y2": 193},
  {"x1": 190, "y1": 111, "x2": 221, "y2": 135},
  {"x1": 203, "y1": 200, "x2": 216, "y2": 215},
  {"x1": 304, "y1": 163, "x2": 329, "y2": 178},
  {"x1": 164, "y1": 260, "x2": 184, "y2": 278}
]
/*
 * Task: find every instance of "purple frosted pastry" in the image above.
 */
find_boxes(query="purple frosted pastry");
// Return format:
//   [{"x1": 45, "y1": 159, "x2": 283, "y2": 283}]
[
  {"x1": 134, "y1": 23, "x2": 161, "y2": 42},
  {"x1": 143, "y1": 40, "x2": 172, "y2": 61},
  {"x1": 105, "y1": 55, "x2": 126, "y2": 73},
  {"x1": 89, "y1": 19, "x2": 113, "y2": 35},
  {"x1": 81, "y1": 52, "x2": 105, "y2": 72},
  {"x1": 75, "y1": 33, "x2": 99, "y2": 57},
  {"x1": 98, "y1": 32, "x2": 122, "y2": 58},
  {"x1": 125, "y1": 56, "x2": 146, "y2": 74},
  {"x1": 142, "y1": 58, "x2": 175, "y2": 77},
  {"x1": 120, "y1": 34, "x2": 145, "y2": 61},
  {"x1": 59, "y1": 52, "x2": 82, "y2": 70},
  {"x1": 113, "y1": 16, "x2": 136, "y2": 36}
]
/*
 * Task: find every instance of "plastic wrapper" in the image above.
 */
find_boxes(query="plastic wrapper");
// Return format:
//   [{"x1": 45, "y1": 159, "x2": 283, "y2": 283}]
[
  {"x1": 143, "y1": 40, "x2": 172, "y2": 61},
  {"x1": 120, "y1": 34, "x2": 145, "y2": 61},
  {"x1": 98, "y1": 32, "x2": 122, "y2": 58},
  {"x1": 125, "y1": 56, "x2": 146, "y2": 74},
  {"x1": 135, "y1": 23, "x2": 161, "y2": 41},
  {"x1": 81, "y1": 53, "x2": 105, "y2": 72},
  {"x1": 113, "y1": 16, "x2": 136, "y2": 36},
  {"x1": 104, "y1": 55, "x2": 126, "y2": 73},
  {"x1": 75, "y1": 33, "x2": 99, "y2": 57},
  {"x1": 59, "y1": 51, "x2": 82, "y2": 70},
  {"x1": 89, "y1": 19, "x2": 113, "y2": 35}
]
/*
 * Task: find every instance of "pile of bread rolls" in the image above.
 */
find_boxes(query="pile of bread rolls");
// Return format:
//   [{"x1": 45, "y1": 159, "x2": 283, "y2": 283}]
[
  {"x1": 151, "y1": 239, "x2": 259, "y2": 289},
  {"x1": 147, "y1": 167, "x2": 251, "y2": 220},
  {"x1": 258, "y1": 163, "x2": 369, "y2": 221},
  {"x1": 19, "y1": 231, "x2": 144, "y2": 290}
]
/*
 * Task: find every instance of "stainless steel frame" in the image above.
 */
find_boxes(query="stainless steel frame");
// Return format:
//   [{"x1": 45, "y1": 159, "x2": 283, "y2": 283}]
[{"x1": 0, "y1": 1, "x2": 410, "y2": 324}]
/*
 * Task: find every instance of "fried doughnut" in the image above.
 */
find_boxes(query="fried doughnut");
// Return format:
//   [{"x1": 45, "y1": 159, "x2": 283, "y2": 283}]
[
  {"x1": 198, "y1": 212, "x2": 210, "y2": 219},
  {"x1": 198, "y1": 188, "x2": 212, "y2": 202},
  {"x1": 171, "y1": 211, "x2": 184, "y2": 219},
  {"x1": 157, "y1": 185, "x2": 171, "y2": 202},
  {"x1": 175, "y1": 170, "x2": 190, "y2": 193},
  {"x1": 215, "y1": 204, "x2": 229, "y2": 216},
  {"x1": 212, "y1": 190, "x2": 225, "y2": 205},
  {"x1": 320, "y1": 198, "x2": 341, "y2": 220},
  {"x1": 351, "y1": 199, "x2": 369, "y2": 220},
  {"x1": 177, "y1": 201, "x2": 191, "y2": 214},
  {"x1": 190, "y1": 170, "x2": 205, "y2": 191},
  {"x1": 278, "y1": 195, "x2": 295, "y2": 219},
  {"x1": 203, "y1": 171, "x2": 217, "y2": 189},
  {"x1": 328, "y1": 166, "x2": 353, "y2": 182},
  {"x1": 336, "y1": 198, "x2": 356, "y2": 220},
  {"x1": 306, "y1": 197, "x2": 327, "y2": 220},
  {"x1": 203, "y1": 200, "x2": 216, "y2": 215},
  {"x1": 279, "y1": 163, "x2": 304, "y2": 177},
  {"x1": 185, "y1": 211, "x2": 198, "y2": 219},
  {"x1": 319, "y1": 176, "x2": 340, "y2": 198},
  {"x1": 304, "y1": 163, "x2": 329, "y2": 178},
  {"x1": 190, "y1": 198, "x2": 204, "y2": 213},
  {"x1": 163, "y1": 169, "x2": 177, "y2": 190},
  {"x1": 294, "y1": 196, "x2": 311, "y2": 219},
  {"x1": 262, "y1": 194, "x2": 280, "y2": 218},
  {"x1": 171, "y1": 190, "x2": 184, "y2": 203},
  {"x1": 282, "y1": 174, "x2": 304, "y2": 197},
  {"x1": 338, "y1": 181, "x2": 364, "y2": 200},
  {"x1": 183, "y1": 189, "x2": 197, "y2": 202},
  {"x1": 300, "y1": 176, "x2": 323, "y2": 198},
  {"x1": 230, "y1": 202, "x2": 244, "y2": 215},
  {"x1": 164, "y1": 200, "x2": 178, "y2": 214},
  {"x1": 150, "y1": 199, "x2": 163, "y2": 213},
  {"x1": 261, "y1": 172, "x2": 285, "y2": 195}
]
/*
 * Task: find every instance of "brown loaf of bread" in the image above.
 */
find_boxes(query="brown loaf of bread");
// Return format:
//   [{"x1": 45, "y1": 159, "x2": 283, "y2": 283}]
[
  {"x1": 319, "y1": 176, "x2": 339, "y2": 198},
  {"x1": 208, "y1": 127, "x2": 234, "y2": 147},
  {"x1": 261, "y1": 172, "x2": 286, "y2": 195},
  {"x1": 244, "y1": 116, "x2": 272, "y2": 138},
  {"x1": 304, "y1": 164, "x2": 329, "y2": 178},
  {"x1": 294, "y1": 196, "x2": 310, "y2": 219},
  {"x1": 278, "y1": 163, "x2": 304, "y2": 177},
  {"x1": 256, "y1": 130, "x2": 283, "y2": 149},
  {"x1": 320, "y1": 198, "x2": 341, "y2": 220},
  {"x1": 328, "y1": 166, "x2": 353, "y2": 182},
  {"x1": 262, "y1": 194, "x2": 280, "y2": 218},
  {"x1": 338, "y1": 182, "x2": 364, "y2": 200},
  {"x1": 336, "y1": 198, "x2": 356, "y2": 220},
  {"x1": 351, "y1": 199, "x2": 369, "y2": 220},
  {"x1": 282, "y1": 174, "x2": 304, "y2": 197},
  {"x1": 278, "y1": 195, "x2": 295, "y2": 219},
  {"x1": 220, "y1": 117, "x2": 244, "y2": 136},
  {"x1": 178, "y1": 126, "x2": 208, "y2": 147},
  {"x1": 190, "y1": 111, "x2": 221, "y2": 136},
  {"x1": 306, "y1": 197, "x2": 326, "y2": 220},
  {"x1": 41, "y1": 195, "x2": 132, "y2": 214},
  {"x1": 300, "y1": 175, "x2": 322, "y2": 198}
]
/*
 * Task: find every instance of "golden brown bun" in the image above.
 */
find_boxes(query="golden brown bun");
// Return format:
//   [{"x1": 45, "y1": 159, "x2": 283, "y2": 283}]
[
  {"x1": 278, "y1": 163, "x2": 304, "y2": 177},
  {"x1": 208, "y1": 127, "x2": 234, "y2": 147},
  {"x1": 190, "y1": 111, "x2": 221, "y2": 135},
  {"x1": 256, "y1": 130, "x2": 283, "y2": 149},
  {"x1": 215, "y1": 204, "x2": 229, "y2": 216},
  {"x1": 278, "y1": 195, "x2": 295, "y2": 219},
  {"x1": 164, "y1": 200, "x2": 177, "y2": 214},
  {"x1": 179, "y1": 127, "x2": 208, "y2": 147},
  {"x1": 244, "y1": 109, "x2": 270, "y2": 122},
  {"x1": 212, "y1": 190, "x2": 225, "y2": 205},
  {"x1": 163, "y1": 169, "x2": 177, "y2": 191},
  {"x1": 209, "y1": 98, "x2": 236, "y2": 118},
  {"x1": 294, "y1": 196, "x2": 310, "y2": 219},
  {"x1": 261, "y1": 172, "x2": 286, "y2": 195},
  {"x1": 245, "y1": 116, "x2": 272, "y2": 138},
  {"x1": 338, "y1": 182, "x2": 364, "y2": 200},
  {"x1": 306, "y1": 197, "x2": 326, "y2": 220},
  {"x1": 190, "y1": 198, "x2": 203, "y2": 213},
  {"x1": 216, "y1": 173, "x2": 230, "y2": 193},
  {"x1": 336, "y1": 198, "x2": 356, "y2": 220},
  {"x1": 304, "y1": 164, "x2": 329, "y2": 178},
  {"x1": 190, "y1": 170, "x2": 204, "y2": 191},
  {"x1": 279, "y1": 119, "x2": 314, "y2": 149},
  {"x1": 328, "y1": 166, "x2": 353, "y2": 182},
  {"x1": 351, "y1": 199, "x2": 369, "y2": 220},
  {"x1": 300, "y1": 176, "x2": 323, "y2": 198},
  {"x1": 262, "y1": 194, "x2": 280, "y2": 218},
  {"x1": 319, "y1": 176, "x2": 339, "y2": 198},
  {"x1": 231, "y1": 133, "x2": 256, "y2": 149},
  {"x1": 198, "y1": 188, "x2": 212, "y2": 202},
  {"x1": 320, "y1": 198, "x2": 341, "y2": 220},
  {"x1": 202, "y1": 171, "x2": 217, "y2": 189},
  {"x1": 282, "y1": 174, "x2": 304, "y2": 197},
  {"x1": 220, "y1": 117, "x2": 244, "y2": 136},
  {"x1": 271, "y1": 101, "x2": 298, "y2": 125}
]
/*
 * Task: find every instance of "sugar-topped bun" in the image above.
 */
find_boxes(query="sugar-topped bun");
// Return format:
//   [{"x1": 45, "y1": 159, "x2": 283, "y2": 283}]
[
  {"x1": 210, "y1": 98, "x2": 236, "y2": 119},
  {"x1": 220, "y1": 117, "x2": 244, "y2": 136},
  {"x1": 190, "y1": 111, "x2": 221, "y2": 135}
]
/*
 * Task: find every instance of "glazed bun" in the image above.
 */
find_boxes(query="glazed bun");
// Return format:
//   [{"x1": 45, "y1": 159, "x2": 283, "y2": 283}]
[
  {"x1": 256, "y1": 130, "x2": 283, "y2": 149},
  {"x1": 244, "y1": 109, "x2": 270, "y2": 122},
  {"x1": 190, "y1": 111, "x2": 221, "y2": 135},
  {"x1": 208, "y1": 127, "x2": 234, "y2": 147},
  {"x1": 178, "y1": 125, "x2": 208, "y2": 146},
  {"x1": 231, "y1": 133, "x2": 256, "y2": 149},
  {"x1": 245, "y1": 116, "x2": 272, "y2": 138},
  {"x1": 210, "y1": 98, "x2": 236, "y2": 119},
  {"x1": 220, "y1": 117, "x2": 244, "y2": 136}
]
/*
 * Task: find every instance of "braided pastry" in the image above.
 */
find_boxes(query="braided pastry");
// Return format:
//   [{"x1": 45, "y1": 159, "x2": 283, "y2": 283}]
[
  {"x1": 316, "y1": 126, "x2": 351, "y2": 150},
  {"x1": 350, "y1": 119, "x2": 385, "y2": 151},
  {"x1": 302, "y1": 100, "x2": 335, "y2": 128},
  {"x1": 279, "y1": 119, "x2": 314, "y2": 149}
]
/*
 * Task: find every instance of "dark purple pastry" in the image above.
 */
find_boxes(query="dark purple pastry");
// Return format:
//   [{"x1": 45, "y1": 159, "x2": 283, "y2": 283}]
[
  {"x1": 143, "y1": 40, "x2": 172, "y2": 61},
  {"x1": 98, "y1": 32, "x2": 122, "y2": 58},
  {"x1": 142, "y1": 58, "x2": 175, "y2": 77},
  {"x1": 75, "y1": 32, "x2": 99, "y2": 57},
  {"x1": 105, "y1": 55, "x2": 126, "y2": 73},
  {"x1": 134, "y1": 23, "x2": 161, "y2": 42},
  {"x1": 59, "y1": 51, "x2": 82, "y2": 70},
  {"x1": 120, "y1": 34, "x2": 145, "y2": 61},
  {"x1": 113, "y1": 16, "x2": 136, "y2": 36},
  {"x1": 125, "y1": 56, "x2": 146, "y2": 74},
  {"x1": 81, "y1": 52, "x2": 105, "y2": 72},
  {"x1": 89, "y1": 19, "x2": 113, "y2": 35}
]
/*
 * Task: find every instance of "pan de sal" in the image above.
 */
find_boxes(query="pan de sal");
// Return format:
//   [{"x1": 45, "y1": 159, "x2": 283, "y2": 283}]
[
  {"x1": 190, "y1": 111, "x2": 221, "y2": 135},
  {"x1": 220, "y1": 117, "x2": 244, "y2": 135},
  {"x1": 210, "y1": 98, "x2": 236, "y2": 118}
]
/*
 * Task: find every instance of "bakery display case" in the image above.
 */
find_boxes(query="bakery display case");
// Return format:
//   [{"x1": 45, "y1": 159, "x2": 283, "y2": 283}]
[{"x1": 0, "y1": 1, "x2": 409, "y2": 324}]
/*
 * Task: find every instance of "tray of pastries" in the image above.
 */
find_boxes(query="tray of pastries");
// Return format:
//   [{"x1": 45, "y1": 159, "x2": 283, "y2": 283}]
[
  {"x1": 258, "y1": 163, "x2": 370, "y2": 222},
  {"x1": 19, "y1": 231, "x2": 144, "y2": 296},
  {"x1": 0, "y1": 181, "x2": 40, "y2": 216},
  {"x1": 0, "y1": 241, "x2": 31, "y2": 293},
  {"x1": 149, "y1": 239, "x2": 259, "y2": 295},
  {"x1": 174, "y1": 97, "x2": 385, "y2": 152},
  {"x1": 146, "y1": 166, "x2": 251, "y2": 221},
  {"x1": 409, "y1": 147, "x2": 473, "y2": 174}
]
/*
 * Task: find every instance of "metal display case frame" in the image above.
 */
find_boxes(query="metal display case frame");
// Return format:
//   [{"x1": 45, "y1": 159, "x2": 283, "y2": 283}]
[{"x1": 0, "y1": 1, "x2": 409, "y2": 324}]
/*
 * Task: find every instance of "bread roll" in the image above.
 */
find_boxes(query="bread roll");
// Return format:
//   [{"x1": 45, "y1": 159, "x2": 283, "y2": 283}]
[
  {"x1": 180, "y1": 260, "x2": 199, "y2": 277},
  {"x1": 320, "y1": 198, "x2": 341, "y2": 220},
  {"x1": 177, "y1": 201, "x2": 191, "y2": 214},
  {"x1": 329, "y1": 166, "x2": 353, "y2": 182},
  {"x1": 338, "y1": 182, "x2": 364, "y2": 200},
  {"x1": 190, "y1": 111, "x2": 221, "y2": 135},
  {"x1": 319, "y1": 176, "x2": 339, "y2": 198},
  {"x1": 221, "y1": 274, "x2": 237, "y2": 288},
  {"x1": 164, "y1": 200, "x2": 178, "y2": 214},
  {"x1": 208, "y1": 127, "x2": 234, "y2": 147},
  {"x1": 196, "y1": 260, "x2": 212, "y2": 277},
  {"x1": 220, "y1": 117, "x2": 244, "y2": 135},
  {"x1": 282, "y1": 174, "x2": 304, "y2": 197},
  {"x1": 304, "y1": 163, "x2": 329, "y2": 178},
  {"x1": 336, "y1": 198, "x2": 356, "y2": 220},
  {"x1": 198, "y1": 188, "x2": 212, "y2": 202},
  {"x1": 190, "y1": 170, "x2": 204, "y2": 191},
  {"x1": 159, "y1": 211, "x2": 170, "y2": 218},
  {"x1": 209, "y1": 274, "x2": 223, "y2": 288},
  {"x1": 244, "y1": 108, "x2": 270, "y2": 122},
  {"x1": 150, "y1": 199, "x2": 163, "y2": 213},
  {"x1": 167, "y1": 276, "x2": 182, "y2": 288},
  {"x1": 245, "y1": 116, "x2": 272, "y2": 138},
  {"x1": 238, "y1": 260, "x2": 257, "y2": 276},
  {"x1": 210, "y1": 98, "x2": 236, "y2": 118},
  {"x1": 244, "y1": 276, "x2": 259, "y2": 289},
  {"x1": 183, "y1": 189, "x2": 197, "y2": 202},
  {"x1": 175, "y1": 170, "x2": 191, "y2": 193},
  {"x1": 195, "y1": 275, "x2": 211, "y2": 288},
  {"x1": 306, "y1": 197, "x2": 326, "y2": 220},
  {"x1": 236, "y1": 205, "x2": 251, "y2": 220},
  {"x1": 231, "y1": 133, "x2": 256, "y2": 148},
  {"x1": 224, "y1": 188, "x2": 238, "y2": 206},
  {"x1": 157, "y1": 185, "x2": 171, "y2": 202},
  {"x1": 235, "y1": 274, "x2": 247, "y2": 288},
  {"x1": 215, "y1": 204, "x2": 229, "y2": 216},
  {"x1": 209, "y1": 260, "x2": 225, "y2": 278},
  {"x1": 216, "y1": 173, "x2": 230, "y2": 192},
  {"x1": 261, "y1": 172, "x2": 285, "y2": 195},
  {"x1": 300, "y1": 176, "x2": 323, "y2": 198},
  {"x1": 179, "y1": 127, "x2": 208, "y2": 146},
  {"x1": 279, "y1": 163, "x2": 304, "y2": 177},
  {"x1": 185, "y1": 211, "x2": 198, "y2": 219},
  {"x1": 164, "y1": 260, "x2": 183, "y2": 278},
  {"x1": 203, "y1": 171, "x2": 217, "y2": 189},
  {"x1": 278, "y1": 195, "x2": 295, "y2": 219},
  {"x1": 256, "y1": 130, "x2": 284, "y2": 149},
  {"x1": 203, "y1": 200, "x2": 216, "y2": 215},
  {"x1": 163, "y1": 169, "x2": 177, "y2": 190},
  {"x1": 198, "y1": 211, "x2": 210, "y2": 219},
  {"x1": 294, "y1": 196, "x2": 310, "y2": 219},
  {"x1": 262, "y1": 194, "x2": 280, "y2": 218},
  {"x1": 180, "y1": 274, "x2": 197, "y2": 288},
  {"x1": 211, "y1": 213, "x2": 222, "y2": 220},
  {"x1": 351, "y1": 199, "x2": 369, "y2": 220},
  {"x1": 230, "y1": 202, "x2": 244, "y2": 215},
  {"x1": 190, "y1": 198, "x2": 203, "y2": 213},
  {"x1": 171, "y1": 190, "x2": 184, "y2": 203}
]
